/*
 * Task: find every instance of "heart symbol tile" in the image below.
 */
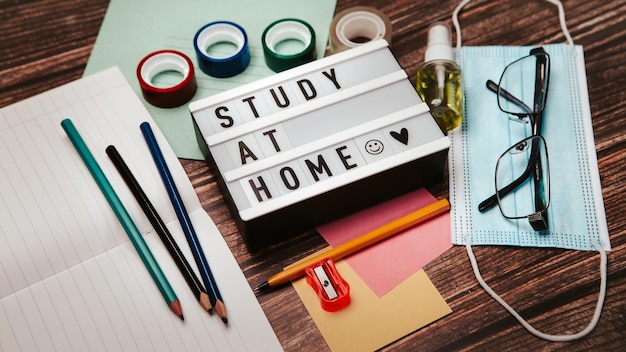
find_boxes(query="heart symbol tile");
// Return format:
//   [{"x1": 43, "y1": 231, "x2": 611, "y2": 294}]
[{"x1": 390, "y1": 128, "x2": 408, "y2": 145}]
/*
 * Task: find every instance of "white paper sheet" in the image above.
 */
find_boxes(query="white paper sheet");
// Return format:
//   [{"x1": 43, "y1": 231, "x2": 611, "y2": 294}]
[{"x1": 0, "y1": 67, "x2": 282, "y2": 352}]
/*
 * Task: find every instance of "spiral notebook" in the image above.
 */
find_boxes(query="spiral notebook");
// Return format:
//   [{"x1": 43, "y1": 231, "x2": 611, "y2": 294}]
[{"x1": 0, "y1": 67, "x2": 282, "y2": 351}]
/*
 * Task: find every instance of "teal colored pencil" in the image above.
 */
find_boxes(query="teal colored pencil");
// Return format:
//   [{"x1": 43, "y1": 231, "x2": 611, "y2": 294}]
[{"x1": 61, "y1": 119, "x2": 183, "y2": 321}]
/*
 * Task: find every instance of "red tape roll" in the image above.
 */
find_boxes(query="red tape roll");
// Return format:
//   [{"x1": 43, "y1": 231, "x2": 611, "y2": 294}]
[{"x1": 136, "y1": 50, "x2": 197, "y2": 108}]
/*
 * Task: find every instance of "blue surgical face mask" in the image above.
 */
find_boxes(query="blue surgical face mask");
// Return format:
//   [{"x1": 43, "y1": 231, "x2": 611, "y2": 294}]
[
  {"x1": 452, "y1": 44, "x2": 610, "y2": 251},
  {"x1": 447, "y1": 0, "x2": 609, "y2": 342}
]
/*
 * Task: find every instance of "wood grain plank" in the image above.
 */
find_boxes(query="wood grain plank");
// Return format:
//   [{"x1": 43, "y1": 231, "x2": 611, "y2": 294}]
[{"x1": 1, "y1": 0, "x2": 625, "y2": 350}]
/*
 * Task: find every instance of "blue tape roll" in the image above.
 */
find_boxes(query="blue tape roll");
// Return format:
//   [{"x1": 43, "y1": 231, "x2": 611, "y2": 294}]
[{"x1": 193, "y1": 21, "x2": 251, "y2": 78}]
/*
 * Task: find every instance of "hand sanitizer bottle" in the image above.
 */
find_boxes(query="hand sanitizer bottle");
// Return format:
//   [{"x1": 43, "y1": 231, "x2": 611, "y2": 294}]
[{"x1": 415, "y1": 22, "x2": 463, "y2": 132}]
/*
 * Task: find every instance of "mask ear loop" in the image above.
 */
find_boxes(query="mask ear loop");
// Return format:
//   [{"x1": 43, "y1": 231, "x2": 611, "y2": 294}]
[
  {"x1": 464, "y1": 235, "x2": 608, "y2": 341},
  {"x1": 452, "y1": 0, "x2": 575, "y2": 50}
]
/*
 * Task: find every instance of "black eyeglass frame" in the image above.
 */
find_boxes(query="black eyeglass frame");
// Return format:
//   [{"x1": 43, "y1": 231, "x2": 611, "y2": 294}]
[{"x1": 478, "y1": 47, "x2": 551, "y2": 231}]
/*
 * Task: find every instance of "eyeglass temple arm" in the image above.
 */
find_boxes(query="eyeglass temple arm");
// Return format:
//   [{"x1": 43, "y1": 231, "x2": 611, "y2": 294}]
[
  {"x1": 530, "y1": 162, "x2": 549, "y2": 231},
  {"x1": 486, "y1": 80, "x2": 533, "y2": 115},
  {"x1": 478, "y1": 168, "x2": 532, "y2": 212},
  {"x1": 531, "y1": 47, "x2": 549, "y2": 120},
  {"x1": 529, "y1": 50, "x2": 550, "y2": 230}
]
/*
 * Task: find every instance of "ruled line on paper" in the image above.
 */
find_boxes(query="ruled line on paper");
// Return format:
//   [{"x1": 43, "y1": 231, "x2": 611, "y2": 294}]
[{"x1": 0, "y1": 237, "x2": 217, "y2": 352}]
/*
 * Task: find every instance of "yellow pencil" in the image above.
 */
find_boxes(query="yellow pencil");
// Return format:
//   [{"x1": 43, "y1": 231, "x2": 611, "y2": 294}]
[{"x1": 254, "y1": 198, "x2": 450, "y2": 293}]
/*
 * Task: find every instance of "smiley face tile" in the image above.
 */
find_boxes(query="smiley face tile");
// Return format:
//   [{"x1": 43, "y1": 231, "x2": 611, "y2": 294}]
[{"x1": 354, "y1": 130, "x2": 395, "y2": 164}]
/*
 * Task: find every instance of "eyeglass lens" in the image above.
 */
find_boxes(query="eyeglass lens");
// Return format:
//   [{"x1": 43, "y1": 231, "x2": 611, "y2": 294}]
[
  {"x1": 497, "y1": 52, "x2": 549, "y2": 117},
  {"x1": 495, "y1": 135, "x2": 550, "y2": 227}
]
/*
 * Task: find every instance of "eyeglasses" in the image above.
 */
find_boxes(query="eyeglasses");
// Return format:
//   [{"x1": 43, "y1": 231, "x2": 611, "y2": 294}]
[{"x1": 478, "y1": 47, "x2": 551, "y2": 231}]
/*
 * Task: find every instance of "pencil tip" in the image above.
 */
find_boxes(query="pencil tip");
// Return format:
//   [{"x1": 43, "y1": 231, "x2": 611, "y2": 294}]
[
  {"x1": 170, "y1": 300, "x2": 184, "y2": 320},
  {"x1": 214, "y1": 300, "x2": 228, "y2": 324},
  {"x1": 199, "y1": 291, "x2": 213, "y2": 314},
  {"x1": 254, "y1": 281, "x2": 270, "y2": 294}
]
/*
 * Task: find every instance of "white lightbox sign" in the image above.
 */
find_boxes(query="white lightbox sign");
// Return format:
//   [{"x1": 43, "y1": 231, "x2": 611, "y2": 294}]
[{"x1": 190, "y1": 40, "x2": 450, "y2": 248}]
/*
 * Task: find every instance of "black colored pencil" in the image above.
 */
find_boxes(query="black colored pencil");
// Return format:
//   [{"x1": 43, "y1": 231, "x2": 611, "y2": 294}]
[{"x1": 106, "y1": 145, "x2": 212, "y2": 314}]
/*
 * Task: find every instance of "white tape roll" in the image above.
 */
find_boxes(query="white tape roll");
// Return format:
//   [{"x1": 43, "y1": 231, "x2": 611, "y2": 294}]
[{"x1": 329, "y1": 6, "x2": 392, "y2": 54}]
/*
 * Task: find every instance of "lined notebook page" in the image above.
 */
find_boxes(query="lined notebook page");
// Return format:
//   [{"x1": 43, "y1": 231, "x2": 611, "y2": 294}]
[{"x1": 0, "y1": 67, "x2": 282, "y2": 351}]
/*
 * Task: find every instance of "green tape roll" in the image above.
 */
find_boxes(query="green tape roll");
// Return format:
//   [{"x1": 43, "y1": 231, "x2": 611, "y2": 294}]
[{"x1": 262, "y1": 18, "x2": 316, "y2": 72}]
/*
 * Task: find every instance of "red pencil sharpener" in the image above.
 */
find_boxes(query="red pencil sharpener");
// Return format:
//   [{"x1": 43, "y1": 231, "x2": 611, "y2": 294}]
[{"x1": 305, "y1": 258, "x2": 350, "y2": 312}]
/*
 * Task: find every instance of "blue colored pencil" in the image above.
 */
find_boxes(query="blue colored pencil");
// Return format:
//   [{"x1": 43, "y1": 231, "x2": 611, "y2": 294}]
[{"x1": 140, "y1": 122, "x2": 227, "y2": 324}]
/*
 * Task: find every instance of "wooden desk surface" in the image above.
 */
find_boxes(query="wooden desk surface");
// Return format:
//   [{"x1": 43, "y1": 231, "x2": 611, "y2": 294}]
[{"x1": 2, "y1": 0, "x2": 625, "y2": 350}]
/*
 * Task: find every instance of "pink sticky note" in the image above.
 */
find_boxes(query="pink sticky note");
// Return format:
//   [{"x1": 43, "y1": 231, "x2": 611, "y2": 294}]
[{"x1": 316, "y1": 189, "x2": 452, "y2": 297}]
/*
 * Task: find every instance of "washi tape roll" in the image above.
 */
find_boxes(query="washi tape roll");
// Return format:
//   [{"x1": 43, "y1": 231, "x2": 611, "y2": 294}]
[
  {"x1": 136, "y1": 50, "x2": 197, "y2": 108},
  {"x1": 194, "y1": 21, "x2": 251, "y2": 78},
  {"x1": 329, "y1": 6, "x2": 392, "y2": 54},
  {"x1": 262, "y1": 18, "x2": 316, "y2": 73}
]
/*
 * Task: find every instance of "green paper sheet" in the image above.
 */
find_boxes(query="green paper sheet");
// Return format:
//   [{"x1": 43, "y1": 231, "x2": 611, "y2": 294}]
[{"x1": 85, "y1": 0, "x2": 337, "y2": 160}]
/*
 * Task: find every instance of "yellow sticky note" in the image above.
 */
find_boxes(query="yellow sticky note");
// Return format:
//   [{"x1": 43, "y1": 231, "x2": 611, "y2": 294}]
[{"x1": 293, "y1": 260, "x2": 451, "y2": 351}]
